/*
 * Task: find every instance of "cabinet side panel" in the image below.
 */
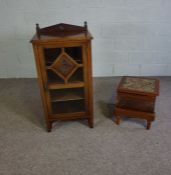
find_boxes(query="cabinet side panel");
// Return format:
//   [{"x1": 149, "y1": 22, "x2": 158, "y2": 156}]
[
  {"x1": 86, "y1": 41, "x2": 94, "y2": 123},
  {"x1": 37, "y1": 47, "x2": 53, "y2": 115},
  {"x1": 32, "y1": 44, "x2": 51, "y2": 130},
  {"x1": 82, "y1": 44, "x2": 89, "y2": 115}
]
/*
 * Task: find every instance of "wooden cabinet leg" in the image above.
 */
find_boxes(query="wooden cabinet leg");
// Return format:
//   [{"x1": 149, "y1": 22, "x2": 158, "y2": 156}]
[
  {"x1": 147, "y1": 121, "x2": 151, "y2": 130},
  {"x1": 88, "y1": 117, "x2": 94, "y2": 128},
  {"x1": 115, "y1": 116, "x2": 121, "y2": 125},
  {"x1": 46, "y1": 121, "x2": 52, "y2": 132}
]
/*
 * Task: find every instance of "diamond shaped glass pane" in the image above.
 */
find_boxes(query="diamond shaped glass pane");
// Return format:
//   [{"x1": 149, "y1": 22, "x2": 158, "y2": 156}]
[{"x1": 51, "y1": 54, "x2": 78, "y2": 79}]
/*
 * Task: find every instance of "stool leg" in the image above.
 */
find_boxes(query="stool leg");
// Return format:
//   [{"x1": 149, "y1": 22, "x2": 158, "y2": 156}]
[
  {"x1": 88, "y1": 117, "x2": 94, "y2": 128},
  {"x1": 147, "y1": 121, "x2": 151, "y2": 130},
  {"x1": 47, "y1": 122, "x2": 52, "y2": 132},
  {"x1": 115, "y1": 116, "x2": 121, "y2": 125}
]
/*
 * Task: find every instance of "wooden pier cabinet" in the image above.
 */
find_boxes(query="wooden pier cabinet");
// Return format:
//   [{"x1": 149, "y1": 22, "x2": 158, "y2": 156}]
[{"x1": 31, "y1": 22, "x2": 93, "y2": 132}]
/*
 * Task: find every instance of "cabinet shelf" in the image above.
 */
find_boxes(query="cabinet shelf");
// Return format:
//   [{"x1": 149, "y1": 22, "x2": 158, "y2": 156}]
[
  {"x1": 47, "y1": 67, "x2": 84, "y2": 85},
  {"x1": 50, "y1": 88, "x2": 84, "y2": 102},
  {"x1": 48, "y1": 82, "x2": 85, "y2": 90},
  {"x1": 46, "y1": 60, "x2": 83, "y2": 66},
  {"x1": 46, "y1": 64, "x2": 83, "y2": 70},
  {"x1": 51, "y1": 100, "x2": 85, "y2": 114}
]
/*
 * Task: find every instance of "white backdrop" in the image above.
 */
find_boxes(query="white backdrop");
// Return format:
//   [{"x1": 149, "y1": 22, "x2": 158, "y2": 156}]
[{"x1": 0, "y1": 0, "x2": 171, "y2": 78}]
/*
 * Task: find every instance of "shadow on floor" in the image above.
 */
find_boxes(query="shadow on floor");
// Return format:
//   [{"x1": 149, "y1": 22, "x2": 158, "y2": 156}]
[
  {"x1": 98, "y1": 100, "x2": 115, "y2": 120},
  {"x1": 98, "y1": 100, "x2": 146, "y2": 128}
]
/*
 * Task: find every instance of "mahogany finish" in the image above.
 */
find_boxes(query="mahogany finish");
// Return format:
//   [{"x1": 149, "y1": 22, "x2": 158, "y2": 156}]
[
  {"x1": 31, "y1": 22, "x2": 93, "y2": 132},
  {"x1": 114, "y1": 76, "x2": 160, "y2": 130}
]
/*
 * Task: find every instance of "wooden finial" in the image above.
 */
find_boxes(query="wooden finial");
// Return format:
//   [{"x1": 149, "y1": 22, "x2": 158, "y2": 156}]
[
  {"x1": 84, "y1": 21, "x2": 88, "y2": 36},
  {"x1": 36, "y1": 23, "x2": 40, "y2": 38}
]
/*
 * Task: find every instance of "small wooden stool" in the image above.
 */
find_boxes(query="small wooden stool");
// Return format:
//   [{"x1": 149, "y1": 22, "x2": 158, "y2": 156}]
[{"x1": 114, "y1": 76, "x2": 159, "y2": 130}]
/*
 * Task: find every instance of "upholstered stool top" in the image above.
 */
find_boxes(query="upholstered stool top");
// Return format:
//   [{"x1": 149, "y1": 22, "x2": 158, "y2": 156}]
[{"x1": 118, "y1": 76, "x2": 159, "y2": 96}]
